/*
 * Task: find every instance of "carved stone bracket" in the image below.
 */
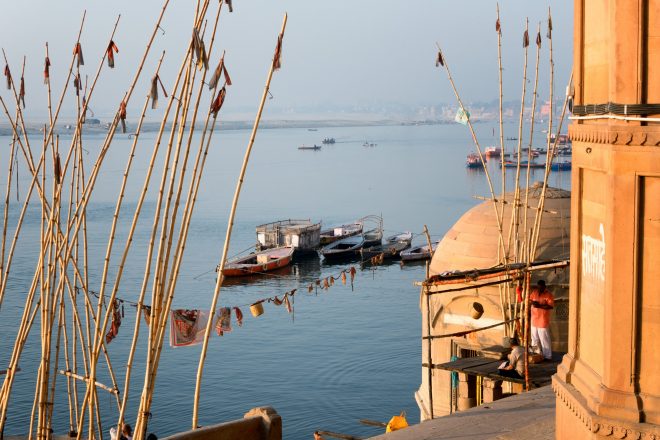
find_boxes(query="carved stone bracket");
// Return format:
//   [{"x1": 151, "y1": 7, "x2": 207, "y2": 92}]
[
  {"x1": 554, "y1": 377, "x2": 660, "y2": 439},
  {"x1": 569, "y1": 124, "x2": 660, "y2": 147}
]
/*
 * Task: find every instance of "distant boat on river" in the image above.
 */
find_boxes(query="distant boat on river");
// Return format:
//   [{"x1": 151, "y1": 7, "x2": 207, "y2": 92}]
[{"x1": 298, "y1": 144, "x2": 321, "y2": 150}]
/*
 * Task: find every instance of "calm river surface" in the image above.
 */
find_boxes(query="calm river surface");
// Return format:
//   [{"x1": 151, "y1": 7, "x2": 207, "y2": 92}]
[{"x1": 0, "y1": 122, "x2": 570, "y2": 439}]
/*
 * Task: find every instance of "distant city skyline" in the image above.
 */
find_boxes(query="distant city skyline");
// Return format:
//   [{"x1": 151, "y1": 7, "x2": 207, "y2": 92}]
[{"x1": 0, "y1": 1, "x2": 572, "y2": 120}]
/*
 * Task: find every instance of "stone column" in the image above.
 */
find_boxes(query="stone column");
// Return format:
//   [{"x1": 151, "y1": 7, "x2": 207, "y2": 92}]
[
  {"x1": 554, "y1": 1, "x2": 660, "y2": 438},
  {"x1": 457, "y1": 373, "x2": 476, "y2": 411},
  {"x1": 482, "y1": 379, "x2": 502, "y2": 403}
]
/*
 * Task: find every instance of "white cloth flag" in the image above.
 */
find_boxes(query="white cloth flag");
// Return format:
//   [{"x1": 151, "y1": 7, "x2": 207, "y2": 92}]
[{"x1": 455, "y1": 108, "x2": 470, "y2": 125}]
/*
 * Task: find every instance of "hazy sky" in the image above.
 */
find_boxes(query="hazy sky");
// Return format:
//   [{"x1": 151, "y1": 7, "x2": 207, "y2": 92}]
[{"x1": 1, "y1": 1, "x2": 572, "y2": 120}]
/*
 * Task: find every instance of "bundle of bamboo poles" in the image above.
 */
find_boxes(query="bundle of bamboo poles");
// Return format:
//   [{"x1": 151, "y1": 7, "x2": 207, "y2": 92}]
[
  {"x1": 0, "y1": 1, "x2": 287, "y2": 439},
  {"x1": 433, "y1": 5, "x2": 571, "y2": 391}
]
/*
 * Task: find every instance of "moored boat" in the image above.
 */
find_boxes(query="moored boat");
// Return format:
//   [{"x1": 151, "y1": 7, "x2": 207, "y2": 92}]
[
  {"x1": 485, "y1": 146, "x2": 502, "y2": 157},
  {"x1": 320, "y1": 215, "x2": 383, "y2": 261},
  {"x1": 221, "y1": 246, "x2": 294, "y2": 277},
  {"x1": 466, "y1": 153, "x2": 482, "y2": 168},
  {"x1": 360, "y1": 235, "x2": 412, "y2": 260},
  {"x1": 500, "y1": 160, "x2": 545, "y2": 169},
  {"x1": 550, "y1": 161, "x2": 572, "y2": 171},
  {"x1": 400, "y1": 241, "x2": 438, "y2": 262},
  {"x1": 319, "y1": 221, "x2": 363, "y2": 245},
  {"x1": 256, "y1": 219, "x2": 321, "y2": 254},
  {"x1": 318, "y1": 234, "x2": 366, "y2": 261},
  {"x1": 385, "y1": 231, "x2": 413, "y2": 244}
]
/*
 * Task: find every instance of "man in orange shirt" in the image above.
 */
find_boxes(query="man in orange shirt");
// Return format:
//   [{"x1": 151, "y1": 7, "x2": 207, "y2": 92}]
[{"x1": 530, "y1": 280, "x2": 554, "y2": 361}]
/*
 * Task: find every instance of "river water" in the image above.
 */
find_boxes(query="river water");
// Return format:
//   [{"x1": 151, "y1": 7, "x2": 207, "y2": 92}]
[{"x1": 0, "y1": 122, "x2": 570, "y2": 439}]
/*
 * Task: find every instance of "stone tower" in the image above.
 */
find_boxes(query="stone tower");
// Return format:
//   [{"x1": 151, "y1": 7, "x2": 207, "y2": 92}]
[{"x1": 553, "y1": 1, "x2": 660, "y2": 438}]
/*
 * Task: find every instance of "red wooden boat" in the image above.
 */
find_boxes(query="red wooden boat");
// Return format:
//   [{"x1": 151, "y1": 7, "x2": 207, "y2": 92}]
[{"x1": 221, "y1": 246, "x2": 294, "y2": 277}]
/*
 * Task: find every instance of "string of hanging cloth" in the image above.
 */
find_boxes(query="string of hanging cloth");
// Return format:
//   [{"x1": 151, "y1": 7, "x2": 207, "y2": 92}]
[{"x1": 76, "y1": 265, "x2": 360, "y2": 348}]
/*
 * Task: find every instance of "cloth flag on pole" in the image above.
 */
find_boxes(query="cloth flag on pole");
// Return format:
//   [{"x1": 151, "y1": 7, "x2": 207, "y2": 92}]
[{"x1": 454, "y1": 108, "x2": 470, "y2": 125}]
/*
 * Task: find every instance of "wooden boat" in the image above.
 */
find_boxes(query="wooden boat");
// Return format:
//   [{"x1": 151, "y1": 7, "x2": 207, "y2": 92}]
[
  {"x1": 501, "y1": 160, "x2": 545, "y2": 169},
  {"x1": 500, "y1": 160, "x2": 571, "y2": 171},
  {"x1": 256, "y1": 219, "x2": 321, "y2": 254},
  {"x1": 360, "y1": 238, "x2": 411, "y2": 260},
  {"x1": 319, "y1": 234, "x2": 366, "y2": 261},
  {"x1": 550, "y1": 161, "x2": 571, "y2": 171},
  {"x1": 400, "y1": 241, "x2": 438, "y2": 262},
  {"x1": 320, "y1": 216, "x2": 383, "y2": 261},
  {"x1": 319, "y1": 221, "x2": 363, "y2": 245},
  {"x1": 298, "y1": 144, "x2": 321, "y2": 150},
  {"x1": 221, "y1": 246, "x2": 294, "y2": 277},
  {"x1": 485, "y1": 146, "x2": 502, "y2": 157},
  {"x1": 466, "y1": 153, "x2": 482, "y2": 168},
  {"x1": 385, "y1": 231, "x2": 413, "y2": 244}
]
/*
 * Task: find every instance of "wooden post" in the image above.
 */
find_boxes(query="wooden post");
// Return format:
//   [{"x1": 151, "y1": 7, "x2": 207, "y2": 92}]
[{"x1": 426, "y1": 281, "x2": 434, "y2": 419}]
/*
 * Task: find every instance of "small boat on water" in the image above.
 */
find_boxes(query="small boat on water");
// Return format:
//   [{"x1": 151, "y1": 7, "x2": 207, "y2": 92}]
[
  {"x1": 400, "y1": 241, "x2": 438, "y2": 262},
  {"x1": 360, "y1": 232, "x2": 412, "y2": 260},
  {"x1": 466, "y1": 153, "x2": 482, "y2": 168},
  {"x1": 320, "y1": 215, "x2": 383, "y2": 261},
  {"x1": 385, "y1": 231, "x2": 413, "y2": 244},
  {"x1": 501, "y1": 160, "x2": 545, "y2": 169},
  {"x1": 485, "y1": 146, "x2": 502, "y2": 157},
  {"x1": 322, "y1": 137, "x2": 335, "y2": 144},
  {"x1": 320, "y1": 221, "x2": 363, "y2": 245},
  {"x1": 550, "y1": 161, "x2": 572, "y2": 171},
  {"x1": 298, "y1": 144, "x2": 321, "y2": 150},
  {"x1": 319, "y1": 234, "x2": 366, "y2": 261},
  {"x1": 308, "y1": 128, "x2": 318, "y2": 131},
  {"x1": 363, "y1": 141, "x2": 377, "y2": 147},
  {"x1": 500, "y1": 160, "x2": 572, "y2": 171},
  {"x1": 221, "y1": 246, "x2": 294, "y2": 277}
]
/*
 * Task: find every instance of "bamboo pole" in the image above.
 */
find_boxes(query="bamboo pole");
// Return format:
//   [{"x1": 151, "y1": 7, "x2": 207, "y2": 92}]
[
  {"x1": 58, "y1": 371, "x2": 118, "y2": 395},
  {"x1": 522, "y1": 23, "x2": 542, "y2": 264},
  {"x1": 0, "y1": 107, "x2": 18, "y2": 310},
  {"x1": 426, "y1": 283, "x2": 434, "y2": 419},
  {"x1": 435, "y1": 44, "x2": 507, "y2": 263},
  {"x1": 192, "y1": 13, "x2": 288, "y2": 429},
  {"x1": 494, "y1": 3, "x2": 512, "y2": 336},
  {"x1": 506, "y1": 18, "x2": 530, "y2": 265}
]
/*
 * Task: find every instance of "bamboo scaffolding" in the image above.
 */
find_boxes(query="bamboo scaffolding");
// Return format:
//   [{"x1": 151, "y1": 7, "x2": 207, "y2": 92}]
[{"x1": 192, "y1": 13, "x2": 288, "y2": 429}]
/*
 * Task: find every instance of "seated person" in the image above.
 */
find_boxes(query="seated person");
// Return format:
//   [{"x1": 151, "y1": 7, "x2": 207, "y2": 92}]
[{"x1": 498, "y1": 337, "x2": 525, "y2": 379}]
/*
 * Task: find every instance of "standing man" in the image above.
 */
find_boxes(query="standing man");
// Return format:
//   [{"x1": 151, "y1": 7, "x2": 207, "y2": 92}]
[{"x1": 530, "y1": 280, "x2": 554, "y2": 361}]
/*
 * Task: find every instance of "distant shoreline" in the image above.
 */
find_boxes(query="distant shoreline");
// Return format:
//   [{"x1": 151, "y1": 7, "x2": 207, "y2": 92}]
[{"x1": 0, "y1": 118, "x2": 494, "y2": 137}]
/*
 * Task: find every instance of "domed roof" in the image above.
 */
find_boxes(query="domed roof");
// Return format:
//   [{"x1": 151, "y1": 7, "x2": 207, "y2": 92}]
[{"x1": 429, "y1": 182, "x2": 571, "y2": 276}]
